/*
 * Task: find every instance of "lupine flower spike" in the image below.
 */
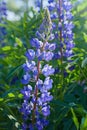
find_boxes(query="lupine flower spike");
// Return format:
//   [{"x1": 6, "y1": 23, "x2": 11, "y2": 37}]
[
  {"x1": 48, "y1": 0, "x2": 75, "y2": 74},
  {"x1": 20, "y1": 8, "x2": 55, "y2": 130},
  {"x1": 48, "y1": 0, "x2": 74, "y2": 59}
]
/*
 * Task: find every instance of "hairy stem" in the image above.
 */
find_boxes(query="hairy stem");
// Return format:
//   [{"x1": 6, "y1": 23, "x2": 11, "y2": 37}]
[{"x1": 32, "y1": 61, "x2": 40, "y2": 124}]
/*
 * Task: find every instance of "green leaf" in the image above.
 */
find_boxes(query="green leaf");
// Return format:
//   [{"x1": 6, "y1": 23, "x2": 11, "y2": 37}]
[
  {"x1": 8, "y1": 115, "x2": 16, "y2": 121},
  {"x1": 18, "y1": 94, "x2": 23, "y2": 98},
  {"x1": 83, "y1": 33, "x2": 87, "y2": 42},
  {"x1": 82, "y1": 57, "x2": 87, "y2": 68},
  {"x1": 8, "y1": 93, "x2": 15, "y2": 98},
  {"x1": 80, "y1": 115, "x2": 87, "y2": 130},
  {"x1": 54, "y1": 107, "x2": 69, "y2": 129},
  {"x1": 71, "y1": 108, "x2": 79, "y2": 130},
  {"x1": 15, "y1": 38, "x2": 23, "y2": 47},
  {"x1": 6, "y1": 65, "x2": 21, "y2": 80},
  {"x1": 0, "y1": 98, "x2": 4, "y2": 102},
  {"x1": 2, "y1": 46, "x2": 11, "y2": 51}
]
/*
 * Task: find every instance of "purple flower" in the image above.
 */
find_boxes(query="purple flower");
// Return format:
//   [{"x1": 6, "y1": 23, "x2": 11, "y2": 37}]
[
  {"x1": 36, "y1": 79, "x2": 43, "y2": 89},
  {"x1": 49, "y1": 43, "x2": 56, "y2": 51},
  {"x1": 51, "y1": 12, "x2": 58, "y2": 19},
  {"x1": 43, "y1": 77, "x2": 53, "y2": 90},
  {"x1": 68, "y1": 65, "x2": 75, "y2": 71},
  {"x1": 43, "y1": 51, "x2": 54, "y2": 61},
  {"x1": 25, "y1": 49, "x2": 35, "y2": 60},
  {"x1": 36, "y1": 120, "x2": 43, "y2": 130},
  {"x1": 63, "y1": 1, "x2": 72, "y2": 11},
  {"x1": 21, "y1": 73, "x2": 31, "y2": 84},
  {"x1": 29, "y1": 124, "x2": 34, "y2": 130},
  {"x1": 23, "y1": 60, "x2": 36, "y2": 72},
  {"x1": 48, "y1": 3, "x2": 56, "y2": 11},
  {"x1": 64, "y1": 50, "x2": 73, "y2": 58},
  {"x1": 40, "y1": 92, "x2": 53, "y2": 102},
  {"x1": 30, "y1": 38, "x2": 43, "y2": 49},
  {"x1": 20, "y1": 8, "x2": 54, "y2": 130},
  {"x1": 48, "y1": 0, "x2": 54, "y2": 4},
  {"x1": 48, "y1": 0, "x2": 75, "y2": 71},
  {"x1": 35, "y1": 0, "x2": 41, "y2": 8},
  {"x1": 21, "y1": 85, "x2": 32, "y2": 99},
  {"x1": 22, "y1": 123, "x2": 27, "y2": 130},
  {"x1": 42, "y1": 106, "x2": 50, "y2": 116},
  {"x1": 42, "y1": 64, "x2": 55, "y2": 77}
]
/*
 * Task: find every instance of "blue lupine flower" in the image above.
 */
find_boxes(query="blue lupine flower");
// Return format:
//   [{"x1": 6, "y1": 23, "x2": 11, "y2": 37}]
[
  {"x1": 43, "y1": 51, "x2": 54, "y2": 61},
  {"x1": 49, "y1": 43, "x2": 56, "y2": 51},
  {"x1": 42, "y1": 64, "x2": 55, "y2": 77},
  {"x1": 21, "y1": 73, "x2": 31, "y2": 84},
  {"x1": 43, "y1": 77, "x2": 53, "y2": 90},
  {"x1": 47, "y1": 0, "x2": 75, "y2": 77},
  {"x1": 35, "y1": 0, "x2": 43, "y2": 12},
  {"x1": 25, "y1": 49, "x2": 35, "y2": 60},
  {"x1": 42, "y1": 105, "x2": 50, "y2": 116},
  {"x1": 21, "y1": 85, "x2": 32, "y2": 99},
  {"x1": 48, "y1": 0, "x2": 75, "y2": 59},
  {"x1": 20, "y1": 8, "x2": 55, "y2": 130},
  {"x1": 22, "y1": 123, "x2": 27, "y2": 130},
  {"x1": 30, "y1": 38, "x2": 43, "y2": 49},
  {"x1": 48, "y1": 0, "x2": 54, "y2": 4},
  {"x1": 68, "y1": 65, "x2": 75, "y2": 71},
  {"x1": 23, "y1": 60, "x2": 36, "y2": 72},
  {"x1": 35, "y1": 0, "x2": 41, "y2": 8},
  {"x1": 0, "y1": 1, "x2": 7, "y2": 17},
  {"x1": 40, "y1": 92, "x2": 53, "y2": 102},
  {"x1": 48, "y1": 2, "x2": 56, "y2": 11}
]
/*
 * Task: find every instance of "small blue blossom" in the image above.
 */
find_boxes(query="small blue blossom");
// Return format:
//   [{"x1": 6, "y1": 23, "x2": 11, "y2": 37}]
[
  {"x1": 42, "y1": 64, "x2": 55, "y2": 77},
  {"x1": 21, "y1": 73, "x2": 31, "y2": 84},
  {"x1": 25, "y1": 49, "x2": 35, "y2": 60},
  {"x1": 40, "y1": 92, "x2": 53, "y2": 102},
  {"x1": 43, "y1": 51, "x2": 54, "y2": 61},
  {"x1": 23, "y1": 60, "x2": 36, "y2": 72},
  {"x1": 42, "y1": 105, "x2": 50, "y2": 116},
  {"x1": 21, "y1": 85, "x2": 32, "y2": 99},
  {"x1": 48, "y1": 2, "x2": 56, "y2": 11},
  {"x1": 22, "y1": 123, "x2": 27, "y2": 130},
  {"x1": 30, "y1": 38, "x2": 43, "y2": 49},
  {"x1": 43, "y1": 77, "x2": 53, "y2": 90},
  {"x1": 48, "y1": 0, "x2": 54, "y2": 4}
]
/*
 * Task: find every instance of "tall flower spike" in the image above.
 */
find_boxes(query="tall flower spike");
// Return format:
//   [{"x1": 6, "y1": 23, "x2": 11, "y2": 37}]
[
  {"x1": 48, "y1": 0, "x2": 75, "y2": 59},
  {"x1": 48, "y1": 0, "x2": 75, "y2": 74},
  {"x1": 20, "y1": 8, "x2": 55, "y2": 130}
]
